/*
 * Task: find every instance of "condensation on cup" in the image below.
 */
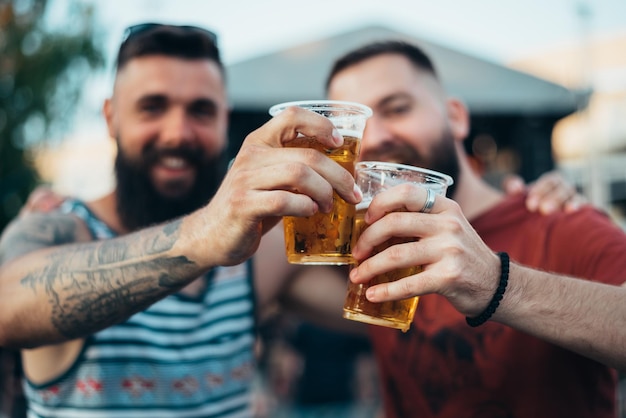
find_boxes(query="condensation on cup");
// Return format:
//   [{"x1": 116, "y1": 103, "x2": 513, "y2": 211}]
[
  {"x1": 268, "y1": 100, "x2": 372, "y2": 265},
  {"x1": 342, "y1": 161, "x2": 453, "y2": 332}
]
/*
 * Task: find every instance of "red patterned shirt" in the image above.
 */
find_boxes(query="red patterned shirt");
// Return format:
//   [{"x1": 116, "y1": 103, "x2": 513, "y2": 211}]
[{"x1": 372, "y1": 193, "x2": 624, "y2": 418}]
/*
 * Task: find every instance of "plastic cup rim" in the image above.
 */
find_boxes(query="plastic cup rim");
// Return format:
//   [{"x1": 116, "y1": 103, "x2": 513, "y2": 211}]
[
  {"x1": 269, "y1": 100, "x2": 373, "y2": 118},
  {"x1": 356, "y1": 160, "x2": 454, "y2": 186}
]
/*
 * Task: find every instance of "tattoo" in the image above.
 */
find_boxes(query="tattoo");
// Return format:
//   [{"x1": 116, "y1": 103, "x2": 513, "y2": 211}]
[
  {"x1": 4, "y1": 216, "x2": 200, "y2": 339},
  {"x1": 46, "y1": 255, "x2": 196, "y2": 339},
  {"x1": 0, "y1": 213, "x2": 78, "y2": 264}
]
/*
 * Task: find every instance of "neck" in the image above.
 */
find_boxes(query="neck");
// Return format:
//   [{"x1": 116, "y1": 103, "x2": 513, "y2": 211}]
[
  {"x1": 451, "y1": 148, "x2": 504, "y2": 221},
  {"x1": 87, "y1": 191, "x2": 129, "y2": 235}
]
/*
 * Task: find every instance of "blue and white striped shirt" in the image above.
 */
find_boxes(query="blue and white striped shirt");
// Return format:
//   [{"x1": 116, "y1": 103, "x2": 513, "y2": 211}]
[{"x1": 24, "y1": 199, "x2": 257, "y2": 418}]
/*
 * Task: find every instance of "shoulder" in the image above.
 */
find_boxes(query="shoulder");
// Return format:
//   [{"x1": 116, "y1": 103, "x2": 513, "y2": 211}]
[
  {"x1": 471, "y1": 193, "x2": 535, "y2": 234},
  {"x1": 540, "y1": 205, "x2": 626, "y2": 284},
  {"x1": 476, "y1": 194, "x2": 615, "y2": 233},
  {"x1": 0, "y1": 211, "x2": 92, "y2": 264},
  {"x1": 499, "y1": 200, "x2": 625, "y2": 250},
  {"x1": 546, "y1": 204, "x2": 621, "y2": 239}
]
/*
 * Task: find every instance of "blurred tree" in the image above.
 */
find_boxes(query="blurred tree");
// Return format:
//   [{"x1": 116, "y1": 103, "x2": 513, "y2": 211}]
[{"x1": 0, "y1": 0, "x2": 104, "y2": 232}]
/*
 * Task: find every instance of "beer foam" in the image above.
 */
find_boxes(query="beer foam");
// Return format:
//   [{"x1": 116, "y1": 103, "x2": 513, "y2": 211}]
[
  {"x1": 356, "y1": 198, "x2": 372, "y2": 211},
  {"x1": 335, "y1": 128, "x2": 363, "y2": 139}
]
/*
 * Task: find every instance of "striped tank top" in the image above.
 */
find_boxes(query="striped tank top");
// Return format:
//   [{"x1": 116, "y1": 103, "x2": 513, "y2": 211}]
[{"x1": 23, "y1": 199, "x2": 258, "y2": 418}]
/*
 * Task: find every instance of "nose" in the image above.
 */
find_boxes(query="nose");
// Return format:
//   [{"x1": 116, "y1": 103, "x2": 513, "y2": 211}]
[
  {"x1": 160, "y1": 107, "x2": 194, "y2": 147},
  {"x1": 359, "y1": 114, "x2": 390, "y2": 158}
]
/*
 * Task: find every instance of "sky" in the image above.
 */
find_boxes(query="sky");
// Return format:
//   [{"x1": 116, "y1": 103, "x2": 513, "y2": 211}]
[
  {"x1": 83, "y1": 0, "x2": 626, "y2": 64},
  {"x1": 46, "y1": 0, "x2": 626, "y2": 141}
]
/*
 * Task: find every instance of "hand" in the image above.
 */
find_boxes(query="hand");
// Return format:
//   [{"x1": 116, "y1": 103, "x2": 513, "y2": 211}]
[
  {"x1": 502, "y1": 171, "x2": 587, "y2": 215},
  {"x1": 349, "y1": 184, "x2": 500, "y2": 318},
  {"x1": 189, "y1": 106, "x2": 362, "y2": 267},
  {"x1": 19, "y1": 186, "x2": 66, "y2": 217}
]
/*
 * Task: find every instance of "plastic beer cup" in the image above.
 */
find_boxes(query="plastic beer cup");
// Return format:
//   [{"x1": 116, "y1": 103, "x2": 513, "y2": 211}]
[
  {"x1": 269, "y1": 100, "x2": 372, "y2": 265},
  {"x1": 342, "y1": 161, "x2": 453, "y2": 331}
]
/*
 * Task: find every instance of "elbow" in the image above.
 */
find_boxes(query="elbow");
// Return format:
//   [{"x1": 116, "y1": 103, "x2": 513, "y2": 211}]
[
  {"x1": 0, "y1": 305, "x2": 54, "y2": 349},
  {"x1": 0, "y1": 327, "x2": 54, "y2": 350},
  {"x1": 0, "y1": 323, "x2": 21, "y2": 349},
  {"x1": 0, "y1": 327, "x2": 25, "y2": 349}
]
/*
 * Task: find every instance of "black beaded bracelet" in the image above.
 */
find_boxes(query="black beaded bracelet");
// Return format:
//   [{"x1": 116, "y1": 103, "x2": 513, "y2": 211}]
[{"x1": 466, "y1": 252, "x2": 510, "y2": 327}]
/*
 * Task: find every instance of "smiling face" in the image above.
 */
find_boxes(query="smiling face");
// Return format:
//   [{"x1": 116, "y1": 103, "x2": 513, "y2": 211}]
[
  {"x1": 106, "y1": 54, "x2": 228, "y2": 196},
  {"x1": 327, "y1": 52, "x2": 464, "y2": 196},
  {"x1": 104, "y1": 55, "x2": 229, "y2": 229}
]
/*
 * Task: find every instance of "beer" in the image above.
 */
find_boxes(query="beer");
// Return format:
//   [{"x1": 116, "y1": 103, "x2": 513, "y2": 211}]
[
  {"x1": 283, "y1": 135, "x2": 360, "y2": 265},
  {"x1": 342, "y1": 208, "x2": 421, "y2": 332},
  {"x1": 341, "y1": 161, "x2": 453, "y2": 331},
  {"x1": 269, "y1": 100, "x2": 372, "y2": 265}
]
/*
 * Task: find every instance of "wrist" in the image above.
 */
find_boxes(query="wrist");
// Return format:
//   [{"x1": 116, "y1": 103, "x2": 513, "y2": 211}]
[
  {"x1": 466, "y1": 252, "x2": 510, "y2": 327},
  {"x1": 171, "y1": 212, "x2": 214, "y2": 267}
]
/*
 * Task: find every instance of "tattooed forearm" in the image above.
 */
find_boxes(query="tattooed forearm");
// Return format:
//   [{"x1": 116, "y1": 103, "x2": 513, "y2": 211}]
[
  {"x1": 48, "y1": 257, "x2": 196, "y2": 339},
  {"x1": 94, "y1": 218, "x2": 185, "y2": 265},
  {"x1": 17, "y1": 218, "x2": 201, "y2": 339}
]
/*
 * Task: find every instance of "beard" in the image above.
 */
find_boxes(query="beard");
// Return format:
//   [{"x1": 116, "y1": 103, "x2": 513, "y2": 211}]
[
  {"x1": 115, "y1": 140, "x2": 228, "y2": 231},
  {"x1": 359, "y1": 126, "x2": 460, "y2": 198}
]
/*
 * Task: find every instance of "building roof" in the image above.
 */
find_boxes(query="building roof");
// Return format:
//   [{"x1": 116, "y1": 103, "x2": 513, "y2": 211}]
[{"x1": 226, "y1": 25, "x2": 582, "y2": 116}]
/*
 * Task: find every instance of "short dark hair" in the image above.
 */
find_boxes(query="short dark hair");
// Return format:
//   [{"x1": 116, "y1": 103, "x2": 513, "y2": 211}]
[
  {"x1": 325, "y1": 40, "x2": 438, "y2": 91},
  {"x1": 116, "y1": 23, "x2": 223, "y2": 75}
]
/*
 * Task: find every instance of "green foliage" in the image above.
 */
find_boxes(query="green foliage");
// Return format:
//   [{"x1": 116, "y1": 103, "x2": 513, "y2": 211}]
[{"x1": 0, "y1": 0, "x2": 104, "y2": 232}]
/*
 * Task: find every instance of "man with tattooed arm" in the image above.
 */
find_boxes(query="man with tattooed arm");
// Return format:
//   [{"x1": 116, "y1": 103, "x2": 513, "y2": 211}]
[{"x1": 0, "y1": 24, "x2": 364, "y2": 417}]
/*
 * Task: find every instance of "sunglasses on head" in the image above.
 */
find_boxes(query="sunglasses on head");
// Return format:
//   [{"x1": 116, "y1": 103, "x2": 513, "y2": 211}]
[{"x1": 122, "y1": 23, "x2": 218, "y2": 44}]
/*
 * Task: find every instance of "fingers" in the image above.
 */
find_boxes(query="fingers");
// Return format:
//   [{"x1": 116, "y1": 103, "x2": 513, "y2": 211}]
[
  {"x1": 231, "y1": 107, "x2": 360, "y2": 209},
  {"x1": 365, "y1": 269, "x2": 435, "y2": 303},
  {"x1": 351, "y1": 237, "x2": 428, "y2": 283},
  {"x1": 199, "y1": 104, "x2": 363, "y2": 267},
  {"x1": 252, "y1": 106, "x2": 344, "y2": 149},
  {"x1": 511, "y1": 170, "x2": 586, "y2": 215},
  {"x1": 351, "y1": 184, "x2": 458, "y2": 260},
  {"x1": 363, "y1": 184, "x2": 452, "y2": 224},
  {"x1": 565, "y1": 194, "x2": 588, "y2": 213},
  {"x1": 501, "y1": 174, "x2": 525, "y2": 195},
  {"x1": 352, "y1": 228, "x2": 501, "y2": 318},
  {"x1": 348, "y1": 181, "x2": 499, "y2": 312},
  {"x1": 526, "y1": 171, "x2": 579, "y2": 214},
  {"x1": 228, "y1": 162, "x2": 329, "y2": 216},
  {"x1": 231, "y1": 144, "x2": 360, "y2": 212},
  {"x1": 19, "y1": 186, "x2": 65, "y2": 217},
  {"x1": 189, "y1": 107, "x2": 362, "y2": 267}
]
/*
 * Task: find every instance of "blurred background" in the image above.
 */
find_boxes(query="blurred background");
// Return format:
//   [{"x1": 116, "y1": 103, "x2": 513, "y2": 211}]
[
  {"x1": 1, "y1": 0, "x2": 625, "y2": 416},
  {"x1": 2, "y1": 0, "x2": 626, "y2": 229}
]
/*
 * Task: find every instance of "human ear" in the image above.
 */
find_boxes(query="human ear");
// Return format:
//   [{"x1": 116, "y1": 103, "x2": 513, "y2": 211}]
[
  {"x1": 103, "y1": 98, "x2": 116, "y2": 139},
  {"x1": 446, "y1": 98, "x2": 470, "y2": 142}
]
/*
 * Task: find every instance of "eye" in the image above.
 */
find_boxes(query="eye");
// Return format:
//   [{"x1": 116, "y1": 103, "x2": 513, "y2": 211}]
[
  {"x1": 142, "y1": 103, "x2": 164, "y2": 114},
  {"x1": 137, "y1": 97, "x2": 167, "y2": 116},
  {"x1": 383, "y1": 102, "x2": 412, "y2": 118},
  {"x1": 189, "y1": 100, "x2": 217, "y2": 119}
]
